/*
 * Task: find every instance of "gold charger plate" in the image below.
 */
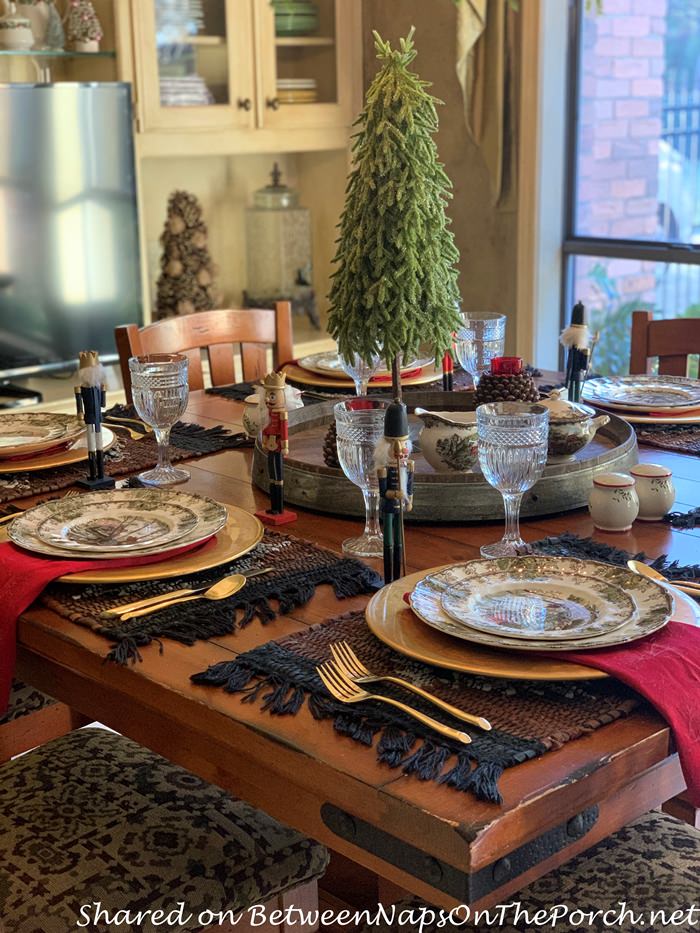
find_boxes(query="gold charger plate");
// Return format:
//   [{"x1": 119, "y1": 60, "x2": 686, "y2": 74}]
[
  {"x1": 610, "y1": 410, "x2": 700, "y2": 425},
  {"x1": 365, "y1": 566, "x2": 700, "y2": 681},
  {"x1": 0, "y1": 503, "x2": 263, "y2": 584},
  {"x1": 0, "y1": 428, "x2": 116, "y2": 474},
  {"x1": 280, "y1": 361, "x2": 442, "y2": 391}
]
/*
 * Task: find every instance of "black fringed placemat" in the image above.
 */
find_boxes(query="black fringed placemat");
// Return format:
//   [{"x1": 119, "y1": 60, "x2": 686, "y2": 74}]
[
  {"x1": 634, "y1": 423, "x2": 700, "y2": 457},
  {"x1": 191, "y1": 609, "x2": 638, "y2": 804},
  {"x1": 190, "y1": 530, "x2": 698, "y2": 803},
  {"x1": 0, "y1": 405, "x2": 251, "y2": 506},
  {"x1": 40, "y1": 531, "x2": 382, "y2": 664}
]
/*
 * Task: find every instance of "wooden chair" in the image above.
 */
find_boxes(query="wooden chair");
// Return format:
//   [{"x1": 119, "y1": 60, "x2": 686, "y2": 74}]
[
  {"x1": 115, "y1": 304, "x2": 293, "y2": 404},
  {"x1": 630, "y1": 310, "x2": 700, "y2": 375}
]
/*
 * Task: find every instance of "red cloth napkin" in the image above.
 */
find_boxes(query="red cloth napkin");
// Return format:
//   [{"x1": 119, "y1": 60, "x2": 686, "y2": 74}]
[
  {"x1": 540, "y1": 621, "x2": 700, "y2": 806},
  {"x1": 371, "y1": 368, "x2": 422, "y2": 383},
  {"x1": 0, "y1": 537, "x2": 215, "y2": 716},
  {"x1": 403, "y1": 589, "x2": 700, "y2": 805}
]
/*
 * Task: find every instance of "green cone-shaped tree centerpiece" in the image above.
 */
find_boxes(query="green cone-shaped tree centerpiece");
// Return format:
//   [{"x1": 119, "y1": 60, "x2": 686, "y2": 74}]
[{"x1": 328, "y1": 28, "x2": 461, "y2": 400}]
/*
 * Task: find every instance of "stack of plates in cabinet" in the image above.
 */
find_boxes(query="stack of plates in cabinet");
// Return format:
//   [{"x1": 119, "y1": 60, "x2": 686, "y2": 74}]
[
  {"x1": 582, "y1": 375, "x2": 700, "y2": 425},
  {"x1": 160, "y1": 75, "x2": 214, "y2": 107},
  {"x1": 277, "y1": 78, "x2": 318, "y2": 105}
]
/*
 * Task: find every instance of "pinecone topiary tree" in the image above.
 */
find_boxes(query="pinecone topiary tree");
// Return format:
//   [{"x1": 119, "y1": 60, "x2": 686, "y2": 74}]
[
  {"x1": 155, "y1": 190, "x2": 220, "y2": 321},
  {"x1": 328, "y1": 28, "x2": 462, "y2": 399},
  {"x1": 65, "y1": 0, "x2": 102, "y2": 47}
]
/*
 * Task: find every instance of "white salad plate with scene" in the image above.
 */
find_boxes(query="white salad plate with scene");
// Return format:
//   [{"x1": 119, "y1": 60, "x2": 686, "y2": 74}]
[
  {"x1": 0, "y1": 412, "x2": 86, "y2": 459},
  {"x1": 8, "y1": 489, "x2": 228, "y2": 559},
  {"x1": 409, "y1": 557, "x2": 673, "y2": 652},
  {"x1": 581, "y1": 375, "x2": 700, "y2": 413}
]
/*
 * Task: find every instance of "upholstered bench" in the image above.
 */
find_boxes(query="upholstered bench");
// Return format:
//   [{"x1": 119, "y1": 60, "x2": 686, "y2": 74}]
[
  {"x1": 0, "y1": 728, "x2": 328, "y2": 933},
  {"x1": 360, "y1": 811, "x2": 700, "y2": 932}
]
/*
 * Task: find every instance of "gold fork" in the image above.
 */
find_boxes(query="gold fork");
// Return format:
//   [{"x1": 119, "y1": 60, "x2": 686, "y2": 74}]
[
  {"x1": 0, "y1": 488, "x2": 80, "y2": 526},
  {"x1": 103, "y1": 422, "x2": 142, "y2": 441},
  {"x1": 330, "y1": 641, "x2": 492, "y2": 731},
  {"x1": 317, "y1": 662, "x2": 472, "y2": 745}
]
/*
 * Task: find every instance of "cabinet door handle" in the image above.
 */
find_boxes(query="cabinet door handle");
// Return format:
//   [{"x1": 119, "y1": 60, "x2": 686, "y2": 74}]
[
  {"x1": 266, "y1": 97, "x2": 281, "y2": 111},
  {"x1": 237, "y1": 97, "x2": 252, "y2": 111}
]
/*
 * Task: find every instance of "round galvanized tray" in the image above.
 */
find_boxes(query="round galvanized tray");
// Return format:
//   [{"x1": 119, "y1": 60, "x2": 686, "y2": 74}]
[{"x1": 251, "y1": 391, "x2": 639, "y2": 522}]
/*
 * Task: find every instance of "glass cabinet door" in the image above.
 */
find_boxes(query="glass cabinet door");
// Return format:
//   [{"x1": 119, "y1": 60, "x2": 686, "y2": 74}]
[
  {"x1": 135, "y1": 0, "x2": 255, "y2": 130},
  {"x1": 258, "y1": 0, "x2": 356, "y2": 129}
]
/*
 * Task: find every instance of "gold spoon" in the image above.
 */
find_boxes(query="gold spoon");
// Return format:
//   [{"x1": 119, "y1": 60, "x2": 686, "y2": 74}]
[
  {"x1": 101, "y1": 567, "x2": 272, "y2": 619},
  {"x1": 118, "y1": 571, "x2": 266, "y2": 621},
  {"x1": 627, "y1": 560, "x2": 700, "y2": 596}
]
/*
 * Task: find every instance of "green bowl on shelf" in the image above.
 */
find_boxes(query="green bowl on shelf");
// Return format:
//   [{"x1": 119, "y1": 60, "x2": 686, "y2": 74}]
[{"x1": 274, "y1": 0, "x2": 319, "y2": 36}]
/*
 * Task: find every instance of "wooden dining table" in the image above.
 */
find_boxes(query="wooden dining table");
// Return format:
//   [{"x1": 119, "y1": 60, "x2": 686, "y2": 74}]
[{"x1": 13, "y1": 390, "x2": 700, "y2": 911}]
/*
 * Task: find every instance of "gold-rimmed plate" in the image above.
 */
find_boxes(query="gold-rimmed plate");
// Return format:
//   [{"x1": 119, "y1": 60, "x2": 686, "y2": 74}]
[
  {"x1": 8, "y1": 489, "x2": 228, "y2": 560},
  {"x1": 366, "y1": 566, "x2": 700, "y2": 681},
  {"x1": 437, "y1": 557, "x2": 639, "y2": 642},
  {"x1": 0, "y1": 427, "x2": 115, "y2": 474},
  {"x1": 582, "y1": 375, "x2": 700, "y2": 412},
  {"x1": 297, "y1": 351, "x2": 433, "y2": 380},
  {"x1": 414, "y1": 558, "x2": 673, "y2": 652},
  {"x1": 0, "y1": 503, "x2": 263, "y2": 583},
  {"x1": 281, "y1": 360, "x2": 442, "y2": 391},
  {"x1": 0, "y1": 412, "x2": 86, "y2": 459}
]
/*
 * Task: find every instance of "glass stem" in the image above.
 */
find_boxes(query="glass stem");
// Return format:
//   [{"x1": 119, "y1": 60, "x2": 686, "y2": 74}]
[
  {"x1": 363, "y1": 490, "x2": 381, "y2": 538},
  {"x1": 154, "y1": 427, "x2": 171, "y2": 471},
  {"x1": 502, "y1": 492, "x2": 523, "y2": 545}
]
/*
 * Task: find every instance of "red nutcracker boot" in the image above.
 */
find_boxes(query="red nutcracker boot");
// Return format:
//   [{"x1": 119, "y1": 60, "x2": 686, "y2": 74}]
[{"x1": 254, "y1": 371, "x2": 298, "y2": 526}]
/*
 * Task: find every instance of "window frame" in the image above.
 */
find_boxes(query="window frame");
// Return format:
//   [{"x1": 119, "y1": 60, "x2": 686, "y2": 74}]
[{"x1": 562, "y1": 0, "x2": 700, "y2": 334}]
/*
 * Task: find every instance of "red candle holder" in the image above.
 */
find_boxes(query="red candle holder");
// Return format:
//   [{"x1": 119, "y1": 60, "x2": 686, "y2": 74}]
[{"x1": 491, "y1": 356, "x2": 523, "y2": 376}]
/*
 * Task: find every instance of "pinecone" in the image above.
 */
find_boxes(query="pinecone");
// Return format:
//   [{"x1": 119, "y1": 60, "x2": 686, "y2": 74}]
[
  {"x1": 476, "y1": 372, "x2": 540, "y2": 405},
  {"x1": 323, "y1": 422, "x2": 340, "y2": 469}
]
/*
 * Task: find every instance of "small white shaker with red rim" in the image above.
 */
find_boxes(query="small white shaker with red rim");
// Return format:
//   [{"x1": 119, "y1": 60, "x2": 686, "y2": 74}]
[
  {"x1": 588, "y1": 472, "x2": 639, "y2": 532},
  {"x1": 630, "y1": 463, "x2": 675, "y2": 521}
]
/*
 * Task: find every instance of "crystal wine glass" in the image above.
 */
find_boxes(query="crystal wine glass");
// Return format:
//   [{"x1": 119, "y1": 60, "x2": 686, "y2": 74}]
[
  {"x1": 477, "y1": 402, "x2": 549, "y2": 559},
  {"x1": 129, "y1": 353, "x2": 190, "y2": 486},
  {"x1": 339, "y1": 352, "x2": 381, "y2": 397},
  {"x1": 455, "y1": 312, "x2": 506, "y2": 387},
  {"x1": 334, "y1": 398, "x2": 389, "y2": 557}
]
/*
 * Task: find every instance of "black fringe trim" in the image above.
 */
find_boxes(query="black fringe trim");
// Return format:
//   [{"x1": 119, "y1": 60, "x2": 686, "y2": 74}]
[
  {"x1": 190, "y1": 647, "x2": 543, "y2": 804},
  {"x1": 104, "y1": 404, "x2": 252, "y2": 452},
  {"x1": 531, "y1": 532, "x2": 700, "y2": 582},
  {"x1": 97, "y1": 558, "x2": 381, "y2": 665}
]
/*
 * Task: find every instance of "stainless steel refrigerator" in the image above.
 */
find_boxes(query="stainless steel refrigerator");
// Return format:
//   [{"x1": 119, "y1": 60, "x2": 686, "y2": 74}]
[{"x1": 0, "y1": 82, "x2": 141, "y2": 387}]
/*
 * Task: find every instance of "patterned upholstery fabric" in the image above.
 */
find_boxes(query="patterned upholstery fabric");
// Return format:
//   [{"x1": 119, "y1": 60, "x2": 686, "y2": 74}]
[
  {"x1": 0, "y1": 728, "x2": 328, "y2": 933},
  {"x1": 0, "y1": 679, "x2": 56, "y2": 725},
  {"x1": 362, "y1": 812, "x2": 700, "y2": 933}
]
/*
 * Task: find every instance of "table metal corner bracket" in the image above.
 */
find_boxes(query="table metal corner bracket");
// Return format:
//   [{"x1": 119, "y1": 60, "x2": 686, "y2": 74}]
[{"x1": 321, "y1": 802, "x2": 599, "y2": 900}]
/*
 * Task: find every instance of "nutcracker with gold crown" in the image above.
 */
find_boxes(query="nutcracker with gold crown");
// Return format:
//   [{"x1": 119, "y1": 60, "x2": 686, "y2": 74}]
[{"x1": 254, "y1": 371, "x2": 297, "y2": 526}]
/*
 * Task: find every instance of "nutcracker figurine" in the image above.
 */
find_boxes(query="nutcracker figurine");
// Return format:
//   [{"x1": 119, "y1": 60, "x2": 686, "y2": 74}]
[
  {"x1": 254, "y1": 371, "x2": 297, "y2": 526},
  {"x1": 377, "y1": 401, "x2": 414, "y2": 583},
  {"x1": 561, "y1": 301, "x2": 591, "y2": 403},
  {"x1": 74, "y1": 350, "x2": 115, "y2": 490}
]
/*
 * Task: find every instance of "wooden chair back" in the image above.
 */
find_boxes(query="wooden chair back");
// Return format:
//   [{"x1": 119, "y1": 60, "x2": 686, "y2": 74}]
[
  {"x1": 115, "y1": 303, "x2": 293, "y2": 404},
  {"x1": 630, "y1": 310, "x2": 700, "y2": 376}
]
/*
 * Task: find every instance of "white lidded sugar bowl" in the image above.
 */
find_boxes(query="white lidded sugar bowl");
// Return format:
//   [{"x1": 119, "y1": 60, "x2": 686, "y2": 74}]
[
  {"x1": 588, "y1": 472, "x2": 639, "y2": 532},
  {"x1": 0, "y1": 2, "x2": 34, "y2": 49},
  {"x1": 629, "y1": 463, "x2": 675, "y2": 522}
]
